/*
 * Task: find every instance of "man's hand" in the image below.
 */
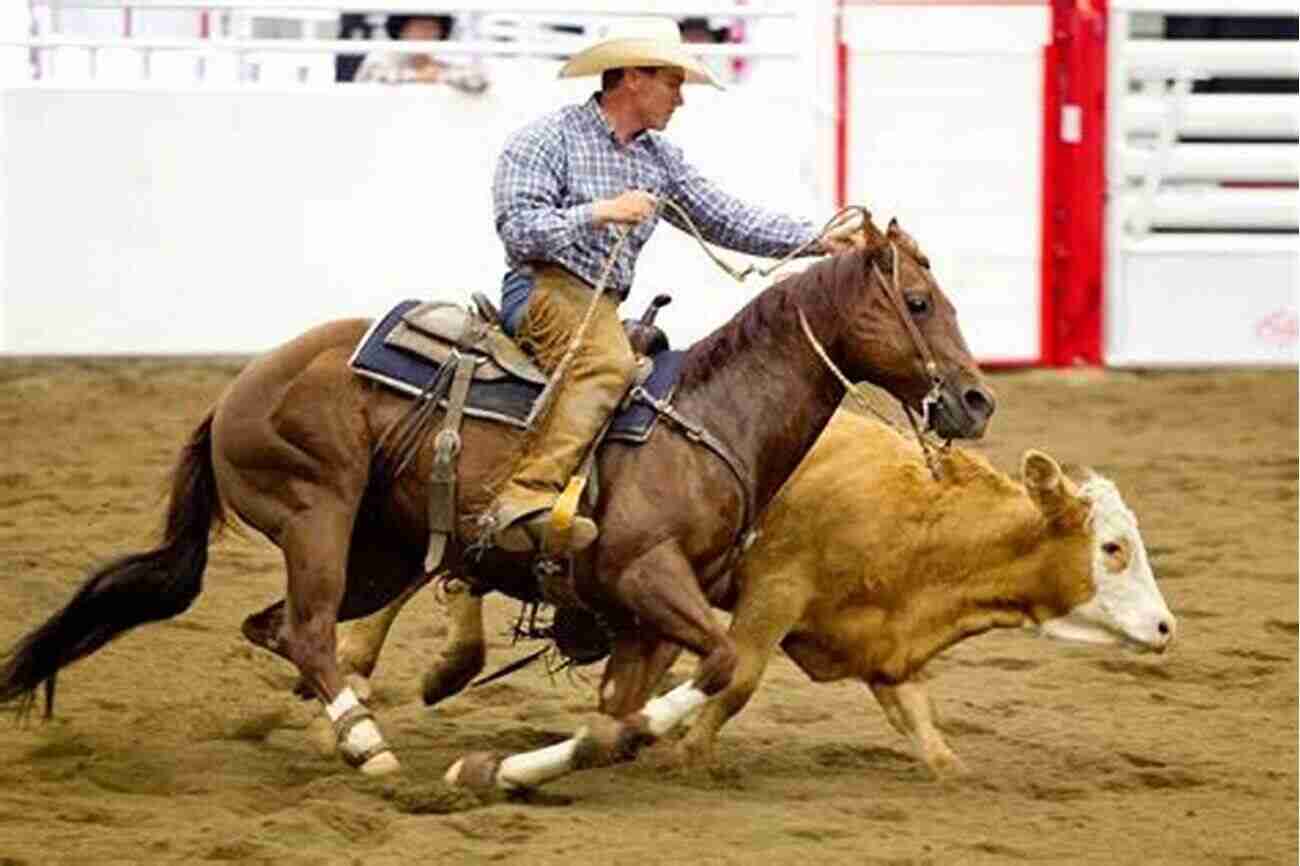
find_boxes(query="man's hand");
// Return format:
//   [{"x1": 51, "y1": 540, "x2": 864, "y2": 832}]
[{"x1": 593, "y1": 190, "x2": 659, "y2": 227}]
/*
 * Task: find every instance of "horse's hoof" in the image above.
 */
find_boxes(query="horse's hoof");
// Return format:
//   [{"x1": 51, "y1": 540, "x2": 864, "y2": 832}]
[
  {"x1": 446, "y1": 751, "x2": 502, "y2": 792},
  {"x1": 359, "y1": 750, "x2": 401, "y2": 776}
]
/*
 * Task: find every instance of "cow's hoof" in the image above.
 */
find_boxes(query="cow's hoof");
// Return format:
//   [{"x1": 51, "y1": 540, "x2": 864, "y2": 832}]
[
  {"x1": 359, "y1": 750, "x2": 401, "y2": 776},
  {"x1": 446, "y1": 751, "x2": 502, "y2": 792}
]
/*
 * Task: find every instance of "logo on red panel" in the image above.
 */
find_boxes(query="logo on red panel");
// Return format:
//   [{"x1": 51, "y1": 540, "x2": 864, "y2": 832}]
[{"x1": 1255, "y1": 309, "x2": 1299, "y2": 347}]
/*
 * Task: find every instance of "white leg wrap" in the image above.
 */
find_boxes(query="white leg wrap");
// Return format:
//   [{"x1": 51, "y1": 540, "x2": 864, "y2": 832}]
[
  {"x1": 641, "y1": 682, "x2": 708, "y2": 737},
  {"x1": 342, "y1": 718, "x2": 386, "y2": 756},
  {"x1": 325, "y1": 687, "x2": 360, "y2": 722},
  {"x1": 496, "y1": 734, "x2": 584, "y2": 790}
]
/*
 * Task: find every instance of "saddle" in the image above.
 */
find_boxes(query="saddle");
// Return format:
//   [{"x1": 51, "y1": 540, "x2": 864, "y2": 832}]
[
  {"x1": 357, "y1": 292, "x2": 675, "y2": 588},
  {"x1": 379, "y1": 292, "x2": 671, "y2": 388},
  {"x1": 384, "y1": 295, "x2": 549, "y2": 387}
]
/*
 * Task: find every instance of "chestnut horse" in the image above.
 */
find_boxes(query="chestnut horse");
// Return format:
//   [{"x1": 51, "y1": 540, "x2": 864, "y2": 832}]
[{"x1": 0, "y1": 216, "x2": 994, "y2": 780}]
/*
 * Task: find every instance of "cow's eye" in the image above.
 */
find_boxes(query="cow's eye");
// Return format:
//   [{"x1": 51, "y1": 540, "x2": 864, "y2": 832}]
[{"x1": 1101, "y1": 542, "x2": 1121, "y2": 556}]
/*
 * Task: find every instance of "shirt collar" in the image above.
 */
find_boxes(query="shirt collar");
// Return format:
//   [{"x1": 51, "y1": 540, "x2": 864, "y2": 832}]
[{"x1": 585, "y1": 93, "x2": 649, "y2": 146}]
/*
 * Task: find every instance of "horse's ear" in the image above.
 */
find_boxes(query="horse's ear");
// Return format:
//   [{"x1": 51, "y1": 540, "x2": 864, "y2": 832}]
[
  {"x1": 1023, "y1": 450, "x2": 1069, "y2": 517},
  {"x1": 886, "y1": 218, "x2": 930, "y2": 268},
  {"x1": 860, "y1": 213, "x2": 890, "y2": 256}
]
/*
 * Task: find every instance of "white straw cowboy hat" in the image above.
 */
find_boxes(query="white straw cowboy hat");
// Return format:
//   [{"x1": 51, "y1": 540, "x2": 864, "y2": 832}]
[{"x1": 558, "y1": 16, "x2": 724, "y2": 89}]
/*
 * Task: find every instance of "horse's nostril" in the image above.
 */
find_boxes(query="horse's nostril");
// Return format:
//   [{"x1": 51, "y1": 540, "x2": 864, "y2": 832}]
[
  {"x1": 963, "y1": 387, "x2": 994, "y2": 418},
  {"x1": 1158, "y1": 620, "x2": 1171, "y2": 636}
]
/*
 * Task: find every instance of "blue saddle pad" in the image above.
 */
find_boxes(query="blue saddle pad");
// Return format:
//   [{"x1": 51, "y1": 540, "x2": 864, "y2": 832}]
[{"x1": 349, "y1": 300, "x2": 683, "y2": 444}]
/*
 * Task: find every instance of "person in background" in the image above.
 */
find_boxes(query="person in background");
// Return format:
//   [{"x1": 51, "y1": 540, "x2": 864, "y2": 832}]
[
  {"x1": 678, "y1": 15, "x2": 739, "y2": 84},
  {"x1": 354, "y1": 13, "x2": 488, "y2": 94}
]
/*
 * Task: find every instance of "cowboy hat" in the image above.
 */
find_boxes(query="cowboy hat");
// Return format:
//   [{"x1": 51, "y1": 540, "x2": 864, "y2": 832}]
[{"x1": 558, "y1": 17, "x2": 724, "y2": 89}]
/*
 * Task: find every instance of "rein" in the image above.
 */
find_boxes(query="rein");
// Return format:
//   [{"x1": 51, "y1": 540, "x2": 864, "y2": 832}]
[{"x1": 664, "y1": 199, "x2": 947, "y2": 480}]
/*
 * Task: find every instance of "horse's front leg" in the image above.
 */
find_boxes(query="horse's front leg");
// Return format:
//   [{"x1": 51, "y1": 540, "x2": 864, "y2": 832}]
[
  {"x1": 598, "y1": 631, "x2": 682, "y2": 717},
  {"x1": 869, "y1": 677, "x2": 967, "y2": 778},
  {"x1": 447, "y1": 539, "x2": 732, "y2": 792}
]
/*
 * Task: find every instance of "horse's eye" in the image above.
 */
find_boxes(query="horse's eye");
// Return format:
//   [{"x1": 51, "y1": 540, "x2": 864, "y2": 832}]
[
  {"x1": 905, "y1": 295, "x2": 930, "y2": 316},
  {"x1": 1101, "y1": 542, "x2": 1121, "y2": 556}
]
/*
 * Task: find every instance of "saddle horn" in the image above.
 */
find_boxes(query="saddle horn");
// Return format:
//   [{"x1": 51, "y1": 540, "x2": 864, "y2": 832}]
[{"x1": 624, "y1": 294, "x2": 673, "y2": 357}]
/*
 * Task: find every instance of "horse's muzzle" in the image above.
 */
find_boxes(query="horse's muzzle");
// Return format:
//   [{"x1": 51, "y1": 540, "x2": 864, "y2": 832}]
[{"x1": 927, "y1": 379, "x2": 995, "y2": 440}]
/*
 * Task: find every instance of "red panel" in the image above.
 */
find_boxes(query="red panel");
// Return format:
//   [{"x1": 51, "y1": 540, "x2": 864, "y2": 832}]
[
  {"x1": 834, "y1": 2, "x2": 849, "y2": 209},
  {"x1": 1043, "y1": 0, "x2": 1106, "y2": 365}
]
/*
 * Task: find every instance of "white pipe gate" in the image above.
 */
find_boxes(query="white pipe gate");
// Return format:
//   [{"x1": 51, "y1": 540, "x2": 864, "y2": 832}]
[{"x1": 1105, "y1": 0, "x2": 1298, "y2": 365}]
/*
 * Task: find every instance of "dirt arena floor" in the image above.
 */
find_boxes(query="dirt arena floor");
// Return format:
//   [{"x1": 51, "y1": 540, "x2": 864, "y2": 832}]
[{"x1": 0, "y1": 358, "x2": 1295, "y2": 866}]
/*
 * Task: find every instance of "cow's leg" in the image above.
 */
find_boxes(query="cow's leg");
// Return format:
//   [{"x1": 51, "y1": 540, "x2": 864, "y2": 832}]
[
  {"x1": 869, "y1": 678, "x2": 966, "y2": 777},
  {"x1": 677, "y1": 573, "x2": 809, "y2": 766},
  {"x1": 270, "y1": 503, "x2": 397, "y2": 775},
  {"x1": 421, "y1": 580, "x2": 487, "y2": 706},
  {"x1": 446, "y1": 540, "x2": 732, "y2": 792}
]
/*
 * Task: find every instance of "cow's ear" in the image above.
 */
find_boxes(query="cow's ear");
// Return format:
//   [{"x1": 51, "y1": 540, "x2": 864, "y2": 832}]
[{"x1": 1023, "y1": 450, "x2": 1067, "y2": 516}]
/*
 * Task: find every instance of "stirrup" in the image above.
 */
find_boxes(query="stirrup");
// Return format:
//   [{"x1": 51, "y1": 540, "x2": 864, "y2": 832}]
[{"x1": 542, "y1": 475, "x2": 590, "y2": 557}]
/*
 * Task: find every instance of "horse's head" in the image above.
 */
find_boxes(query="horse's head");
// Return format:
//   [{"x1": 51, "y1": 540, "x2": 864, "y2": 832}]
[
  {"x1": 1022, "y1": 451, "x2": 1176, "y2": 654},
  {"x1": 837, "y1": 216, "x2": 994, "y2": 440}
]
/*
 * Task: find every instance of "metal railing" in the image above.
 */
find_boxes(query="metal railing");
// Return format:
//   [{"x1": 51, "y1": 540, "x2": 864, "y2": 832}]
[
  {"x1": 1107, "y1": 0, "x2": 1298, "y2": 240},
  {"x1": 7, "y1": 1, "x2": 803, "y2": 85}
]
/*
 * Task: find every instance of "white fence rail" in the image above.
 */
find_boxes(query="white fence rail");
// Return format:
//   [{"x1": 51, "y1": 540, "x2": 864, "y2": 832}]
[
  {"x1": 1, "y1": 1, "x2": 847, "y2": 356},
  {"x1": 1122, "y1": 142, "x2": 1297, "y2": 182},
  {"x1": 9, "y1": 1, "x2": 803, "y2": 86},
  {"x1": 1125, "y1": 93, "x2": 1298, "y2": 139},
  {"x1": 1105, "y1": 0, "x2": 1298, "y2": 365}
]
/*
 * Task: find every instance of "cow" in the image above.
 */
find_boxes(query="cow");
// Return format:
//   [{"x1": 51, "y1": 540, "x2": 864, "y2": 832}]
[{"x1": 325, "y1": 408, "x2": 1176, "y2": 785}]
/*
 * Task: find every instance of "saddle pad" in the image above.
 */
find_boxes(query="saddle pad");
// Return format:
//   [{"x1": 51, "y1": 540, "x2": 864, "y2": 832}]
[{"x1": 349, "y1": 300, "x2": 684, "y2": 444}]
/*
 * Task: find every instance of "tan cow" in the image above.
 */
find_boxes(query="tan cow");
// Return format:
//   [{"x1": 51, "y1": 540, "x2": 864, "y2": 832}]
[{"x1": 330, "y1": 408, "x2": 1176, "y2": 783}]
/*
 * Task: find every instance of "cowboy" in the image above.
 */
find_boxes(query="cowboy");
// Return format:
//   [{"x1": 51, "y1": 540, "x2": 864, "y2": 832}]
[{"x1": 486, "y1": 17, "x2": 860, "y2": 555}]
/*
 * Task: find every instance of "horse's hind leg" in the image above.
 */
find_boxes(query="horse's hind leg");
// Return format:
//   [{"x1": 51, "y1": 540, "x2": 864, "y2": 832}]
[{"x1": 245, "y1": 501, "x2": 400, "y2": 775}]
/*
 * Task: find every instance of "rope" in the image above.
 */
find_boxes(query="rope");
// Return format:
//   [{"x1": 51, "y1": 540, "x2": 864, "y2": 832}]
[
  {"x1": 659, "y1": 195, "x2": 947, "y2": 482},
  {"x1": 523, "y1": 195, "x2": 943, "y2": 479},
  {"x1": 656, "y1": 197, "x2": 869, "y2": 286},
  {"x1": 797, "y1": 309, "x2": 944, "y2": 481}
]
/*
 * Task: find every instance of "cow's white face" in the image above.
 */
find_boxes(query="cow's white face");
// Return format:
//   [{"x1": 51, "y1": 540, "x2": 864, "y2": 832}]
[{"x1": 1039, "y1": 475, "x2": 1176, "y2": 653}]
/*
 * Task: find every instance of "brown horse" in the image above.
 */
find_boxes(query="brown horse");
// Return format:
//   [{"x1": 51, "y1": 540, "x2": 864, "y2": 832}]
[{"x1": 0, "y1": 216, "x2": 994, "y2": 780}]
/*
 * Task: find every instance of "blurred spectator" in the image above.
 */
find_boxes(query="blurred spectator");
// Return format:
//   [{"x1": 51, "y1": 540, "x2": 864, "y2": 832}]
[
  {"x1": 335, "y1": 12, "x2": 373, "y2": 83},
  {"x1": 679, "y1": 16, "x2": 729, "y2": 45},
  {"x1": 351, "y1": 12, "x2": 488, "y2": 93},
  {"x1": 678, "y1": 15, "x2": 740, "y2": 84}
]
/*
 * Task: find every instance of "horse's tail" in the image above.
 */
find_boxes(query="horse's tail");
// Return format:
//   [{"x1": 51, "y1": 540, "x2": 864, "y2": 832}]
[{"x1": 0, "y1": 413, "x2": 225, "y2": 718}]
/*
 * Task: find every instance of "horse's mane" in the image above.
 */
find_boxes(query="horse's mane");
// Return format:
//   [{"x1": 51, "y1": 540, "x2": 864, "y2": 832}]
[{"x1": 676, "y1": 248, "x2": 869, "y2": 391}]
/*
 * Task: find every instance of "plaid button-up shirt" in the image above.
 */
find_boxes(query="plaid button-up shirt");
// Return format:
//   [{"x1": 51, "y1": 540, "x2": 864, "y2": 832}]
[{"x1": 493, "y1": 94, "x2": 819, "y2": 302}]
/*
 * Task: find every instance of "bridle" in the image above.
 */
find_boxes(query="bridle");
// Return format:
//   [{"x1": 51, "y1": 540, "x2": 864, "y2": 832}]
[{"x1": 666, "y1": 199, "x2": 949, "y2": 478}]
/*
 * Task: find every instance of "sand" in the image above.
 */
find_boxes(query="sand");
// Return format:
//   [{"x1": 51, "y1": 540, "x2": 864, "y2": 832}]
[{"x1": 0, "y1": 358, "x2": 1295, "y2": 866}]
